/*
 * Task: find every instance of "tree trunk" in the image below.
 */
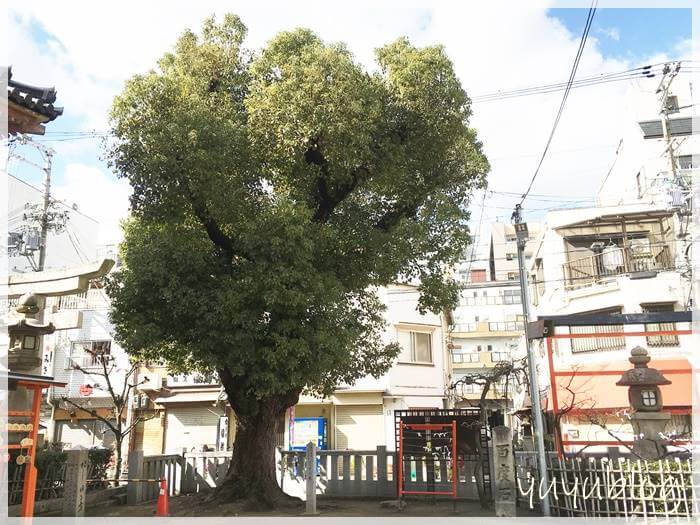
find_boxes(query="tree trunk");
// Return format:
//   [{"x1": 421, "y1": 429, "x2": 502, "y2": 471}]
[
  {"x1": 215, "y1": 369, "x2": 301, "y2": 509},
  {"x1": 114, "y1": 437, "x2": 123, "y2": 485}
]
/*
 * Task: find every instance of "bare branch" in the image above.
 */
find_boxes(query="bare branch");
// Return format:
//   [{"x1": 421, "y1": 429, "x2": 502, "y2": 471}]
[{"x1": 60, "y1": 397, "x2": 119, "y2": 436}]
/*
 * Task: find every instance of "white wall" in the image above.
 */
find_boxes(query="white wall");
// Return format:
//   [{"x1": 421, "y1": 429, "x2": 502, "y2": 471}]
[{"x1": 379, "y1": 285, "x2": 447, "y2": 400}]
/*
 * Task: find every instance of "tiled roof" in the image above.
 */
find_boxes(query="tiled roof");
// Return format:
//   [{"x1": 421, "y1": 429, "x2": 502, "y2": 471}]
[{"x1": 7, "y1": 66, "x2": 64, "y2": 122}]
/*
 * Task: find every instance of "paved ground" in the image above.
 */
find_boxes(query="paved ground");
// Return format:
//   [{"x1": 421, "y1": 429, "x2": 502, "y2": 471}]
[{"x1": 85, "y1": 493, "x2": 536, "y2": 517}]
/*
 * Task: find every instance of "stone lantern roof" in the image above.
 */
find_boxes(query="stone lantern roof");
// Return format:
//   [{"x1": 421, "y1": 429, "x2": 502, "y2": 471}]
[{"x1": 616, "y1": 346, "x2": 671, "y2": 387}]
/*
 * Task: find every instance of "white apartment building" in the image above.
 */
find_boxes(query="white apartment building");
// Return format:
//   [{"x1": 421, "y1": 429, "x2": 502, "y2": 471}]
[
  {"x1": 527, "y1": 75, "x2": 696, "y2": 451},
  {"x1": 447, "y1": 223, "x2": 540, "y2": 417},
  {"x1": 449, "y1": 281, "x2": 524, "y2": 413}
]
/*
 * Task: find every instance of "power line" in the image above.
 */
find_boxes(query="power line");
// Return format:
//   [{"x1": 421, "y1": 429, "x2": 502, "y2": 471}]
[
  {"x1": 519, "y1": 0, "x2": 598, "y2": 205},
  {"x1": 472, "y1": 66, "x2": 657, "y2": 103}
]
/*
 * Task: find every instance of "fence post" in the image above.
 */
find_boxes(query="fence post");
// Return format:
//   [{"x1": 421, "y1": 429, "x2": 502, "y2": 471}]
[
  {"x1": 305, "y1": 441, "x2": 318, "y2": 515},
  {"x1": 62, "y1": 449, "x2": 88, "y2": 517},
  {"x1": 376, "y1": 446, "x2": 388, "y2": 498},
  {"x1": 180, "y1": 448, "x2": 191, "y2": 494},
  {"x1": 127, "y1": 450, "x2": 144, "y2": 505}
]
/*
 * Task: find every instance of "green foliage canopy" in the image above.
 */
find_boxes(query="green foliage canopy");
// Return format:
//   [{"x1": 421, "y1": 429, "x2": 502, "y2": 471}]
[{"x1": 106, "y1": 14, "x2": 488, "y2": 405}]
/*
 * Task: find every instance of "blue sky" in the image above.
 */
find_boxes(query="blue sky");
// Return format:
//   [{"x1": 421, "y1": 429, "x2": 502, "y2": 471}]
[
  {"x1": 8, "y1": 3, "x2": 695, "y2": 246},
  {"x1": 550, "y1": 7, "x2": 691, "y2": 60}
]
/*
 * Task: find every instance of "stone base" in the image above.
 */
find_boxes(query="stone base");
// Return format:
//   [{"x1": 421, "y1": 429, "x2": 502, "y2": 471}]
[{"x1": 630, "y1": 412, "x2": 671, "y2": 460}]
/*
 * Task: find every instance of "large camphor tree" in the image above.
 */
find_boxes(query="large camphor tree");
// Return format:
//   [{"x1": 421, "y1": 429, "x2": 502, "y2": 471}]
[{"x1": 106, "y1": 14, "x2": 488, "y2": 508}]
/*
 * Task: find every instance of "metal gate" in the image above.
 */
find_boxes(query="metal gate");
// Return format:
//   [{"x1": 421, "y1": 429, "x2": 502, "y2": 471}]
[{"x1": 394, "y1": 408, "x2": 491, "y2": 500}]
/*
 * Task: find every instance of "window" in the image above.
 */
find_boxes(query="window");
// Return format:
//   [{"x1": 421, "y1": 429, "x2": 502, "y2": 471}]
[
  {"x1": 677, "y1": 155, "x2": 697, "y2": 170},
  {"x1": 641, "y1": 390, "x2": 657, "y2": 407},
  {"x1": 487, "y1": 345, "x2": 493, "y2": 352},
  {"x1": 505, "y1": 234, "x2": 517, "y2": 242},
  {"x1": 483, "y1": 291, "x2": 488, "y2": 297},
  {"x1": 67, "y1": 340, "x2": 112, "y2": 369},
  {"x1": 570, "y1": 307, "x2": 625, "y2": 353},
  {"x1": 476, "y1": 345, "x2": 482, "y2": 352},
  {"x1": 642, "y1": 303, "x2": 679, "y2": 347},
  {"x1": 470, "y1": 269, "x2": 487, "y2": 283},
  {"x1": 507, "y1": 272, "x2": 518, "y2": 281},
  {"x1": 503, "y1": 289, "x2": 521, "y2": 305},
  {"x1": 22, "y1": 335, "x2": 37, "y2": 350},
  {"x1": 473, "y1": 291, "x2": 478, "y2": 298},
  {"x1": 506, "y1": 253, "x2": 515, "y2": 261},
  {"x1": 397, "y1": 330, "x2": 432, "y2": 363}
]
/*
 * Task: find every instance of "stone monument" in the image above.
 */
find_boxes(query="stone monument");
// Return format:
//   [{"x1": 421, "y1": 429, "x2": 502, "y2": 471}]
[{"x1": 492, "y1": 425, "x2": 516, "y2": 516}]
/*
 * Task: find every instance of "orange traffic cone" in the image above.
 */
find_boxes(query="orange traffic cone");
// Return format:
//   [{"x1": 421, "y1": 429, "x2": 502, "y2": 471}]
[{"x1": 156, "y1": 478, "x2": 169, "y2": 516}]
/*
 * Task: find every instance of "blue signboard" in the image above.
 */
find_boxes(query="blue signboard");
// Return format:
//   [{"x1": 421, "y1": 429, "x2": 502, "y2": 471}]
[{"x1": 289, "y1": 417, "x2": 327, "y2": 475}]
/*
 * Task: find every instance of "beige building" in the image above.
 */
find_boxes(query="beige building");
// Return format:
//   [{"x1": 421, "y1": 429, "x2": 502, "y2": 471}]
[{"x1": 489, "y1": 222, "x2": 541, "y2": 282}]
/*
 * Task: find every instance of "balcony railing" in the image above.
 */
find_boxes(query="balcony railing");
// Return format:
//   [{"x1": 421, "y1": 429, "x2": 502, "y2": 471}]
[
  {"x1": 47, "y1": 289, "x2": 108, "y2": 311},
  {"x1": 563, "y1": 244, "x2": 673, "y2": 288},
  {"x1": 459, "y1": 294, "x2": 521, "y2": 306},
  {"x1": 64, "y1": 355, "x2": 111, "y2": 370},
  {"x1": 491, "y1": 351, "x2": 510, "y2": 362},
  {"x1": 453, "y1": 323, "x2": 478, "y2": 333},
  {"x1": 488, "y1": 321, "x2": 524, "y2": 332},
  {"x1": 452, "y1": 352, "x2": 480, "y2": 364}
]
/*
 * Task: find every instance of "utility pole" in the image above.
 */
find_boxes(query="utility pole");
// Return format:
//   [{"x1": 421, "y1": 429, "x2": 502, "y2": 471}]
[
  {"x1": 512, "y1": 204, "x2": 551, "y2": 516},
  {"x1": 37, "y1": 146, "x2": 54, "y2": 271},
  {"x1": 11, "y1": 134, "x2": 56, "y2": 271},
  {"x1": 657, "y1": 62, "x2": 682, "y2": 185}
]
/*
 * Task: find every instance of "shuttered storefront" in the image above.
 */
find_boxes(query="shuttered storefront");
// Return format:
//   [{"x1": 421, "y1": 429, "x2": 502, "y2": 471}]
[
  {"x1": 164, "y1": 407, "x2": 221, "y2": 453},
  {"x1": 334, "y1": 405, "x2": 384, "y2": 450},
  {"x1": 133, "y1": 412, "x2": 164, "y2": 455}
]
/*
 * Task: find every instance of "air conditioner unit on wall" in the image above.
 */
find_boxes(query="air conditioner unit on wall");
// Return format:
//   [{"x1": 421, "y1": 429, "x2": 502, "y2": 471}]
[{"x1": 138, "y1": 373, "x2": 163, "y2": 392}]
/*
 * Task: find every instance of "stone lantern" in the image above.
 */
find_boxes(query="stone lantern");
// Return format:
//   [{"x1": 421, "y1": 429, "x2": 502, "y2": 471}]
[
  {"x1": 7, "y1": 292, "x2": 55, "y2": 374},
  {"x1": 616, "y1": 346, "x2": 671, "y2": 459}
]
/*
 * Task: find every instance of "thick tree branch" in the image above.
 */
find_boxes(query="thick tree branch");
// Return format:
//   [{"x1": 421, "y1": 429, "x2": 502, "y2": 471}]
[
  {"x1": 121, "y1": 412, "x2": 158, "y2": 439},
  {"x1": 173, "y1": 155, "x2": 247, "y2": 263},
  {"x1": 304, "y1": 139, "x2": 365, "y2": 223},
  {"x1": 61, "y1": 397, "x2": 120, "y2": 436},
  {"x1": 374, "y1": 199, "x2": 422, "y2": 232}
]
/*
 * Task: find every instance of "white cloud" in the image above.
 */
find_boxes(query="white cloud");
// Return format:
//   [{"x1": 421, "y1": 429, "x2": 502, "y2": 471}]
[
  {"x1": 8, "y1": 1, "x2": 692, "y2": 254},
  {"x1": 597, "y1": 26, "x2": 621, "y2": 41},
  {"x1": 52, "y1": 163, "x2": 132, "y2": 246}
]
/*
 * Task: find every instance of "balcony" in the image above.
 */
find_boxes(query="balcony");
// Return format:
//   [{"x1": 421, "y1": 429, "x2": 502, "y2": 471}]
[
  {"x1": 47, "y1": 289, "x2": 108, "y2": 311},
  {"x1": 64, "y1": 354, "x2": 111, "y2": 370},
  {"x1": 452, "y1": 352, "x2": 480, "y2": 364},
  {"x1": 563, "y1": 244, "x2": 673, "y2": 289},
  {"x1": 488, "y1": 321, "x2": 524, "y2": 332},
  {"x1": 491, "y1": 351, "x2": 510, "y2": 362}
]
